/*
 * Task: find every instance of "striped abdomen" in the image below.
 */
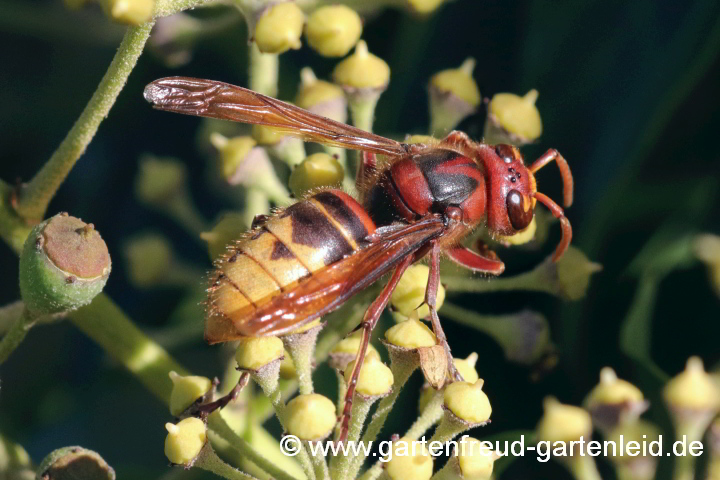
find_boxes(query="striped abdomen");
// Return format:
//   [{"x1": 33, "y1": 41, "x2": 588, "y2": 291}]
[{"x1": 207, "y1": 190, "x2": 375, "y2": 339}]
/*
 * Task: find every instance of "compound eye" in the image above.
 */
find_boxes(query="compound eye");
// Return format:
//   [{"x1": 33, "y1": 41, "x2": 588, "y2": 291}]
[{"x1": 506, "y1": 189, "x2": 533, "y2": 230}]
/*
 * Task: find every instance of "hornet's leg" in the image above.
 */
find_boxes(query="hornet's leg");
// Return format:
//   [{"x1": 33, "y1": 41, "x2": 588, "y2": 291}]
[
  {"x1": 356, "y1": 151, "x2": 377, "y2": 192},
  {"x1": 337, "y1": 254, "x2": 414, "y2": 444},
  {"x1": 426, "y1": 240, "x2": 463, "y2": 382}
]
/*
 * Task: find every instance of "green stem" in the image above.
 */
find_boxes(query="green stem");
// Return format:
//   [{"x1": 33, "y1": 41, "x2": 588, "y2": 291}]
[
  {"x1": 208, "y1": 414, "x2": 302, "y2": 480},
  {"x1": 13, "y1": 23, "x2": 154, "y2": 221},
  {"x1": 249, "y1": 42, "x2": 279, "y2": 97},
  {"x1": 164, "y1": 193, "x2": 210, "y2": 238},
  {"x1": 0, "y1": 308, "x2": 38, "y2": 365},
  {"x1": 346, "y1": 358, "x2": 417, "y2": 478},
  {"x1": 194, "y1": 443, "x2": 258, "y2": 480},
  {"x1": 331, "y1": 397, "x2": 374, "y2": 480},
  {"x1": 564, "y1": 455, "x2": 602, "y2": 480},
  {"x1": 0, "y1": 301, "x2": 25, "y2": 335},
  {"x1": 442, "y1": 260, "x2": 558, "y2": 295}
]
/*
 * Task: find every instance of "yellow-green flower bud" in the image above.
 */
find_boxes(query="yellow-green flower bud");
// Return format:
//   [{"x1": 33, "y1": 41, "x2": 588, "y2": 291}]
[
  {"x1": 429, "y1": 58, "x2": 480, "y2": 134},
  {"x1": 555, "y1": 246, "x2": 603, "y2": 301},
  {"x1": 418, "y1": 354, "x2": 479, "y2": 412},
  {"x1": 200, "y1": 213, "x2": 246, "y2": 261},
  {"x1": 210, "y1": 134, "x2": 257, "y2": 181},
  {"x1": 251, "y1": 125, "x2": 286, "y2": 146},
  {"x1": 285, "y1": 393, "x2": 336, "y2": 440},
  {"x1": 289, "y1": 153, "x2": 345, "y2": 197},
  {"x1": 693, "y1": 233, "x2": 720, "y2": 297},
  {"x1": 164, "y1": 418, "x2": 207, "y2": 465},
  {"x1": 664, "y1": 356, "x2": 720, "y2": 411},
  {"x1": 585, "y1": 367, "x2": 644, "y2": 406},
  {"x1": 495, "y1": 216, "x2": 537, "y2": 245},
  {"x1": 169, "y1": 371, "x2": 213, "y2": 416},
  {"x1": 344, "y1": 356, "x2": 394, "y2": 397},
  {"x1": 405, "y1": 0, "x2": 446, "y2": 14},
  {"x1": 19, "y1": 214, "x2": 110, "y2": 315},
  {"x1": 390, "y1": 264, "x2": 445, "y2": 318},
  {"x1": 296, "y1": 68, "x2": 347, "y2": 123},
  {"x1": 329, "y1": 330, "x2": 380, "y2": 370},
  {"x1": 123, "y1": 233, "x2": 172, "y2": 288},
  {"x1": 385, "y1": 318, "x2": 437, "y2": 349},
  {"x1": 454, "y1": 353, "x2": 479, "y2": 383},
  {"x1": 99, "y1": 0, "x2": 153, "y2": 25},
  {"x1": 332, "y1": 40, "x2": 390, "y2": 90},
  {"x1": 456, "y1": 437, "x2": 496, "y2": 480},
  {"x1": 211, "y1": 132, "x2": 291, "y2": 203},
  {"x1": 584, "y1": 367, "x2": 647, "y2": 433},
  {"x1": 37, "y1": 446, "x2": 115, "y2": 480},
  {"x1": 485, "y1": 90, "x2": 542, "y2": 146},
  {"x1": 254, "y1": 2, "x2": 305, "y2": 54},
  {"x1": 384, "y1": 437, "x2": 433, "y2": 480},
  {"x1": 535, "y1": 397, "x2": 592, "y2": 444},
  {"x1": 235, "y1": 337, "x2": 284, "y2": 371},
  {"x1": 305, "y1": 5, "x2": 362, "y2": 57},
  {"x1": 443, "y1": 379, "x2": 492, "y2": 424},
  {"x1": 134, "y1": 156, "x2": 186, "y2": 206},
  {"x1": 279, "y1": 349, "x2": 297, "y2": 379}
]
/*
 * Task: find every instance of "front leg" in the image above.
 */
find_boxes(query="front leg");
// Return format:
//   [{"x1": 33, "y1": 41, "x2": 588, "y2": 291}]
[{"x1": 426, "y1": 240, "x2": 463, "y2": 382}]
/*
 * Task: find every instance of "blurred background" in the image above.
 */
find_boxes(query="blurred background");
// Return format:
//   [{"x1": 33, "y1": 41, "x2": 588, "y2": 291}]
[{"x1": 0, "y1": 0, "x2": 719, "y2": 478}]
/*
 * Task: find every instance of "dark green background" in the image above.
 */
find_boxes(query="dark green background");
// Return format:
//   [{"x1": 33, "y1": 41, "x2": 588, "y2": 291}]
[{"x1": 0, "y1": 0, "x2": 719, "y2": 478}]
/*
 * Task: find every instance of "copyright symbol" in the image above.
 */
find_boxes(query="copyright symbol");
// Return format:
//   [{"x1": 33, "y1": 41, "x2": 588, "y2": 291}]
[{"x1": 280, "y1": 434, "x2": 302, "y2": 456}]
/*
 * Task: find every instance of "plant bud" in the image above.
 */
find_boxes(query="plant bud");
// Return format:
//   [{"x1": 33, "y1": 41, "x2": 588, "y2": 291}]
[
  {"x1": 454, "y1": 353, "x2": 479, "y2": 383},
  {"x1": 333, "y1": 40, "x2": 390, "y2": 91},
  {"x1": 123, "y1": 233, "x2": 173, "y2": 288},
  {"x1": 296, "y1": 68, "x2": 347, "y2": 123},
  {"x1": 253, "y1": 2, "x2": 305, "y2": 54},
  {"x1": 385, "y1": 317, "x2": 436, "y2": 349},
  {"x1": 664, "y1": 357, "x2": 720, "y2": 412},
  {"x1": 484, "y1": 90, "x2": 542, "y2": 146},
  {"x1": 235, "y1": 336, "x2": 284, "y2": 371},
  {"x1": 536, "y1": 397, "x2": 592, "y2": 446},
  {"x1": 134, "y1": 155, "x2": 186, "y2": 206},
  {"x1": 200, "y1": 212, "x2": 246, "y2": 261},
  {"x1": 251, "y1": 125, "x2": 285, "y2": 146},
  {"x1": 329, "y1": 330, "x2": 380, "y2": 370},
  {"x1": 693, "y1": 233, "x2": 720, "y2": 296},
  {"x1": 285, "y1": 393, "x2": 336, "y2": 440},
  {"x1": 19, "y1": 214, "x2": 110, "y2": 315},
  {"x1": 37, "y1": 446, "x2": 115, "y2": 480},
  {"x1": 99, "y1": 0, "x2": 153, "y2": 25},
  {"x1": 584, "y1": 367, "x2": 647, "y2": 433},
  {"x1": 384, "y1": 437, "x2": 433, "y2": 480},
  {"x1": 405, "y1": 0, "x2": 446, "y2": 14},
  {"x1": 279, "y1": 349, "x2": 297, "y2": 379},
  {"x1": 495, "y1": 216, "x2": 537, "y2": 246},
  {"x1": 210, "y1": 134, "x2": 258, "y2": 182},
  {"x1": 305, "y1": 5, "x2": 362, "y2": 57},
  {"x1": 169, "y1": 371, "x2": 213, "y2": 416},
  {"x1": 211, "y1": 133, "x2": 291, "y2": 203},
  {"x1": 164, "y1": 418, "x2": 207, "y2": 465},
  {"x1": 390, "y1": 264, "x2": 445, "y2": 318},
  {"x1": 554, "y1": 246, "x2": 603, "y2": 301},
  {"x1": 450, "y1": 437, "x2": 496, "y2": 480},
  {"x1": 418, "y1": 354, "x2": 478, "y2": 412},
  {"x1": 428, "y1": 58, "x2": 481, "y2": 134},
  {"x1": 443, "y1": 379, "x2": 492, "y2": 425},
  {"x1": 344, "y1": 356, "x2": 394, "y2": 397},
  {"x1": 288, "y1": 153, "x2": 345, "y2": 197}
]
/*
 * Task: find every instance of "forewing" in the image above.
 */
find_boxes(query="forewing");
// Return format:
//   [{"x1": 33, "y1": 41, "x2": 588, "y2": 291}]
[
  {"x1": 206, "y1": 217, "x2": 444, "y2": 342},
  {"x1": 144, "y1": 77, "x2": 408, "y2": 157}
]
